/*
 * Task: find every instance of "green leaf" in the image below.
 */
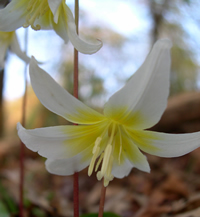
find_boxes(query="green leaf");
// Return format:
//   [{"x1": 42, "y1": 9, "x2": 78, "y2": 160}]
[{"x1": 80, "y1": 212, "x2": 121, "y2": 217}]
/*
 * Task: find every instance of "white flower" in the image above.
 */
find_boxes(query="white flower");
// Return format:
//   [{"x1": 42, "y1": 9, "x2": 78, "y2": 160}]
[
  {"x1": 0, "y1": 0, "x2": 102, "y2": 54},
  {"x1": 17, "y1": 39, "x2": 200, "y2": 186}
]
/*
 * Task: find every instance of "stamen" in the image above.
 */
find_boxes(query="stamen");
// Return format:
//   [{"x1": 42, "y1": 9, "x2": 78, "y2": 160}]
[
  {"x1": 23, "y1": 0, "x2": 49, "y2": 30},
  {"x1": 101, "y1": 144, "x2": 112, "y2": 176},
  {"x1": 95, "y1": 152, "x2": 104, "y2": 172},
  {"x1": 97, "y1": 171, "x2": 103, "y2": 180},
  {"x1": 88, "y1": 146, "x2": 100, "y2": 176},
  {"x1": 93, "y1": 137, "x2": 102, "y2": 154}
]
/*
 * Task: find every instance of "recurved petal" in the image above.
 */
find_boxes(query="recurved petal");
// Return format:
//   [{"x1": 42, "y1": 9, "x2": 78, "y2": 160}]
[
  {"x1": 104, "y1": 39, "x2": 172, "y2": 129},
  {"x1": 10, "y1": 32, "x2": 30, "y2": 63},
  {"x1": 29, "y1": 57, "x2": 106, "y2": 124},
  {"x1": 66, "y1": 5, "x2": 102, "y2": 54},
  {"x1": 17, "y1": 121, "x2": 107, "y2": 159},
  {"x1": 0, "y1": 0, "x2": 27, "y2": 31},
  {"x1": 53, "y1": 4, "x2": 102, "y2": 54},
  {"x1": 129, "y1": 129, "x2": 200, "y2": 158}
]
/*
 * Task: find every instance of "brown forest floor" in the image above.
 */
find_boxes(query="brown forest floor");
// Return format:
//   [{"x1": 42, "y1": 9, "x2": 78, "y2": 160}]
[{"x1": 1, "y1": 91, "x2": 200, "y2": 217}]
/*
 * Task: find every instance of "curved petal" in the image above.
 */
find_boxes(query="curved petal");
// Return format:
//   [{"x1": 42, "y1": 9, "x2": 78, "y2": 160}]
[
  {"x1": 53, "y1": 4, "x2": 102, "y2": 54},
  {"x1": 128, "y1": 129, "x2": 200, "y2": 157},
  {"x1": 29, "y1": 57, "x2": 106, "y2": 124},
  {"x1": 10, "y1": 32, "x2": 30, "y2": 63},
  {"x1": 104, "y1": 39, "x2": 172, "y2": 129},
  {"x1": 45, "y1": 145, "x2": 92, "y2": 175},
  {"x1": 0, "y1": 0, "x2": 27, "y2": 31},
  {"x1": 17, "y1": 121, "x2": 108, "y2": 159},
  {"x1": 51, "y1": 3, "x2": 69, "y2": 43},
  {"x1": 66, "y1": 5, "x2": 102, "y2": 54}
]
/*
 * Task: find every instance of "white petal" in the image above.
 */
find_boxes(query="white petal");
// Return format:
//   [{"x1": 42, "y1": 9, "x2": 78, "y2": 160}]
[
  {"x1": 17, "y1": 121, "x2": 107, "y2": 159},
  {"x1": 48, "y1": 0, "x2": 62, "y2": 23},
  {"x1": 0, "y1": 0, "x2": 27, "y2": 31},
  {"x1": 17, "y1": 123, "x2": 72, "y2": 159},
  {"x1": 29, "y1": 57, "x2": 106, "y2": 124},
  {"x1": 121, "y1": 130, "x2": 150, "y2": 172},
  {"x1": 104, "y1": 39, "x2": 172, "y2": 129},
  {"x1": 130, "y1": 129, "x2": 200, "y2": 158},
  {"x1": 112, "y1": 155, "x2": 133, "y2": 179},
  {"x1": 10, "y1": 33, "x2": 30, "y2": 64},
  {"x1": 51, "y1": 4, "x2": 69, "y2": 43},
  {"x1": 53, "y1": 4, "x2": 102, "y2": 54},
  {"x1": 66, "y1": 5, "x2": 102, "y2": 54},
  {"x1": 45, "y1": 146, "x2": 92, "y2": 175}
]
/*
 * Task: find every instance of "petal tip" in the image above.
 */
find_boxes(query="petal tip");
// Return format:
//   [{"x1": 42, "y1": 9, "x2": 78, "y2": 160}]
[{"x1": 17, "y1": 122, "x2": 23, "y2": 131}]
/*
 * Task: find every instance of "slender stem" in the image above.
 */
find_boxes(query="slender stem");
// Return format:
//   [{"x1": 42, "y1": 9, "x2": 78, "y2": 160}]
[
  {"x1": 19, "y1": 28, "x2": 28, "y2": 217},
  {"x1": 73, "y1": 0, "x2": 79, "y2": 217},
  {"x1": 98, "y1": 180, "x2": 107, "y2": 217}
]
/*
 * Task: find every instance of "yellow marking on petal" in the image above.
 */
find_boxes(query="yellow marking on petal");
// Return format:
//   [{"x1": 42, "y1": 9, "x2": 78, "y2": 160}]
[
  {"x1": 74, "y1": 107, "x2": 107, "y2": 124},
  {"x1": 105, "y1": 106, "x2": 145, "y2": 129},
  {"x1": 23, "y1": 0, "x2": 50, "y2": 30},
  {"x1": 127, "y1": 129, "x2": 161, "y2": 152}
]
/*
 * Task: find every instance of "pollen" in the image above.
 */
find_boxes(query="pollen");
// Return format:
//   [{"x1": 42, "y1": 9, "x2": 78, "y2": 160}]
[{"x1": 23, "y1": 0, "x2": 49, "y2": 30}]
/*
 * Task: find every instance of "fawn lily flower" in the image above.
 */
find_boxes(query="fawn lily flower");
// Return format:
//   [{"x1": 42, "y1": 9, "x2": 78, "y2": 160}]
[
  {"x1": 0, "y1": 0, "x2": 102, "y2": 54},
  {"x1": 0, "y1": 31, "x2": 30, "y2": 68},
  {"x1": 17, "y1": 39, "x2": 200, "y2": 187}
]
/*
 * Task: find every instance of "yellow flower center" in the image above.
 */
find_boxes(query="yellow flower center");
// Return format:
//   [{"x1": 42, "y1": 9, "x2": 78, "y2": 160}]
[
  {"x1": 88, "y1": 122, "x2": 122, "y2": 187},
  {"x1": 23, "y1": 0, "x2": 49, "y2": 30}
]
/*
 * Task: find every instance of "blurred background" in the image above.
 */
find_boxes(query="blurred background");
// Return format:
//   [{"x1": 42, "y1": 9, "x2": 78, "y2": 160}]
[{"x1": 1, "y1": 0, "x2": 200, "y2": 216}]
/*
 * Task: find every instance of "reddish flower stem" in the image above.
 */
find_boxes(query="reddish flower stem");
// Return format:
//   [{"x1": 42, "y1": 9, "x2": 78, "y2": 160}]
[
  {"x1": 19, "y1": 28, "x2": 29, "y2": 217},
  {"x1": 73, "y1": 0, "x2": 79, "y2": 217},
  {"x1": 98, "y1": 180, "x2": 107, "y2": 217}
]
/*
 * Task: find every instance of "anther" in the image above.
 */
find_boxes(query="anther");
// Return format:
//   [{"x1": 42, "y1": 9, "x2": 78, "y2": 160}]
[{"x1": 101, "y1": 144, "x2": 112, "y2": 176}]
